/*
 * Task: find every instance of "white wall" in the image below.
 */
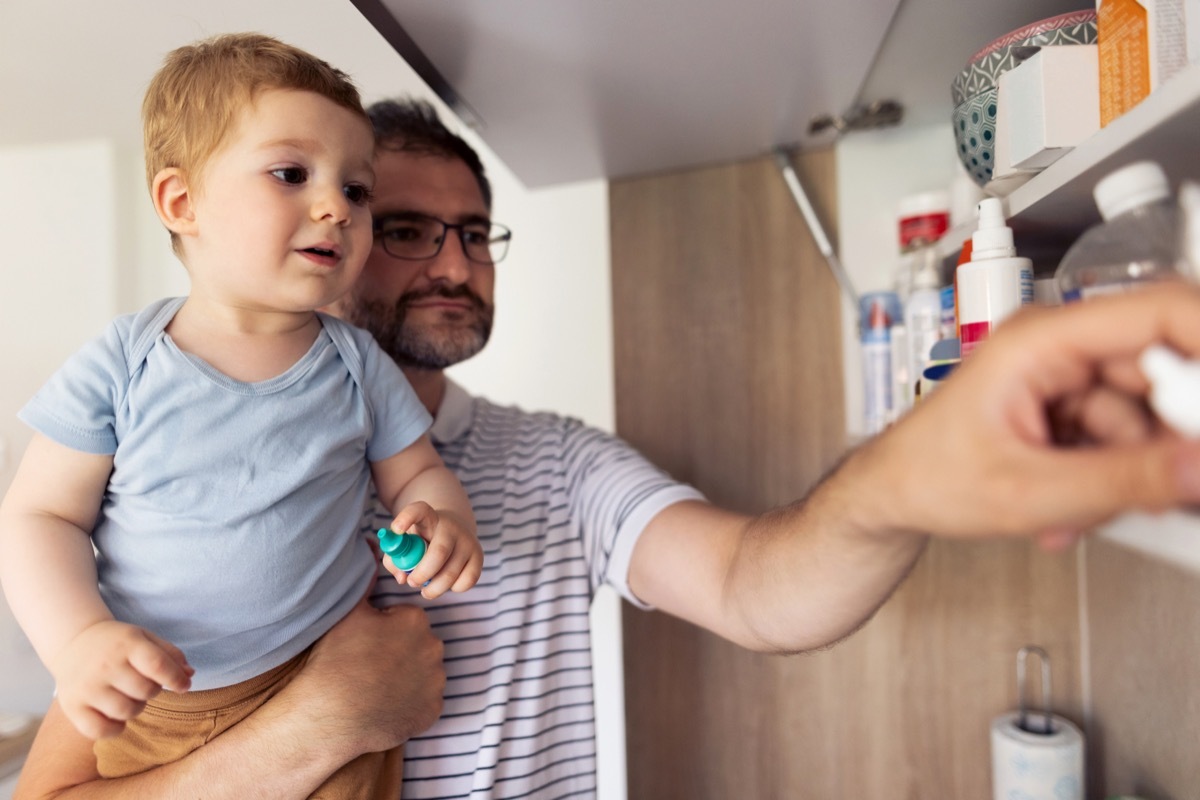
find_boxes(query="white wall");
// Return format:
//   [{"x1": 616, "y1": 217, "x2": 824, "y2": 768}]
[
  {"x1": 0, "y1": 141, "x2": 123, "y2": 716},
  {"x1": 835, "y1": 122, "x2": 970, "y2": 438},
  {"x1": 0, "y1": 2, "x2": 621, "y2": 795}
]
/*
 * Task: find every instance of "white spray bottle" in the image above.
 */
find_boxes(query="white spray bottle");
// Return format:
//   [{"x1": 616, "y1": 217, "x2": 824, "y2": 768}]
[{"x1": 957, "y1": 198, "x2": 1034, "y2": 359}]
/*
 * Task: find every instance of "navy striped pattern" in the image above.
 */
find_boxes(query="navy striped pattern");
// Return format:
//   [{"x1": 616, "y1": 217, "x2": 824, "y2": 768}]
[{"x1": 367, "y1": 390, "x2": 702, "y2": 799}]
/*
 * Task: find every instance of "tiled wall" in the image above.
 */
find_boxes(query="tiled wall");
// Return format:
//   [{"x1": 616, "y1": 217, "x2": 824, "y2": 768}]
[{"x1": 1086, "y1": 536, "x2": 1200, "y2": 800}]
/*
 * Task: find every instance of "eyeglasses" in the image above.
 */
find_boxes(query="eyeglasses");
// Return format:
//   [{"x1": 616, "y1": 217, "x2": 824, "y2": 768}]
[{"x1": 373, "y1": 212, "x2": 512, "y2": 264}]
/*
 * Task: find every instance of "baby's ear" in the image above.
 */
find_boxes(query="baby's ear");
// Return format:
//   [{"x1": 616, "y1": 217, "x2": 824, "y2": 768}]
[{"x1": 151, "y1": 168, "x2": 197, "y2": 237}]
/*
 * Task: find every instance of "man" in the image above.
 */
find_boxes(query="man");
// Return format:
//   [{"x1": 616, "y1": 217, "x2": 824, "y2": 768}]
[{"x1": 16, "y1": 99, "x2": 1200, "y2": 799}]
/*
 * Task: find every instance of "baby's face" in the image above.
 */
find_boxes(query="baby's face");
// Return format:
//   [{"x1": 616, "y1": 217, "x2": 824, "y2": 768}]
[{"x1": 183, "y1": 88, "x2": 376, "y2": 314}]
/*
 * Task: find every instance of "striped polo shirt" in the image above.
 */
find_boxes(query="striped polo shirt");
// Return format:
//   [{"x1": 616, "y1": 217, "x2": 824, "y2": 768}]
[{"x1": 367, "y1": 380, "x2": 704, "y2": 799}]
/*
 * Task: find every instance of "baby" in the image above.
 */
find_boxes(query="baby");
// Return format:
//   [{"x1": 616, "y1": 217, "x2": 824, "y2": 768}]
[{"x1": 0, "y1": 33, "x2": 481, "y2": 794}]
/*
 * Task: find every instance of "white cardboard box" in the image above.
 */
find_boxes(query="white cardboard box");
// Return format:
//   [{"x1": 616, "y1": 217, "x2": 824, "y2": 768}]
[
  {"x1": 988, "y1": 80, "x2": 1040, "y2": 194},
  {"x1": 996, "y1": 45, "x2": 1100, "y2": 172}
]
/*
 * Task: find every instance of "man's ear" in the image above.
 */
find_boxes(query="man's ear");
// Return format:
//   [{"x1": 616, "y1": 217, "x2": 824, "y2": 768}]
[{"x1": 151, "y1": 168, "x2": 197, "y2": 237}]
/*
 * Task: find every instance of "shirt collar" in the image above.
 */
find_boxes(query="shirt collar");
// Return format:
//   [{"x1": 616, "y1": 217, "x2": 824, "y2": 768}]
[{"x1": 430, "y1": 378, "x2": 473, "y2": 445}]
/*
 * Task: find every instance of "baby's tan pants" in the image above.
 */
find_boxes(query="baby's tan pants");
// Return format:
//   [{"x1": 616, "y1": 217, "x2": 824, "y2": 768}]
[{"x1": 93, "y1": 648, "x2": 402, "y2": 799}]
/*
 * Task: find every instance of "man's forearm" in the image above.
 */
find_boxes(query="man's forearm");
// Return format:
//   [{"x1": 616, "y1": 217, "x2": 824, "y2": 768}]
[
  {"x1": 724, "y1": 450, "x2": 929, "y2": 654},
  {"x1": 630, "y1": 465, "x2": 928, "y2": 657},
  {"x1": 17, "y1": 696, "x2": 350, "y2": 800}
]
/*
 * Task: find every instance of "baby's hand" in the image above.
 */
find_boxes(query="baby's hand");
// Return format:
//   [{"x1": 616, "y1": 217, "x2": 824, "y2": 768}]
[
  {"x1": 50, "y1": 620, "x2": 193, "y2": 740},
  {"x1": 385, "y1": 502, "x2": 483, "y2": 599}
]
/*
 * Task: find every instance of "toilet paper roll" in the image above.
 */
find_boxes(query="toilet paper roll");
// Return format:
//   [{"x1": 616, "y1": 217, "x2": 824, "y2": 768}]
[{"x1": 991, "y1": 711, "x2": 1084, "y2": 800}]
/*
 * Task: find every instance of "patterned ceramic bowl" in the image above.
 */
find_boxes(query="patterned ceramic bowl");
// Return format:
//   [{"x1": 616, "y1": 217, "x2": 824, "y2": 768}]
[
  {"x1": 951, "y1": 10, "x2": 1097, "y2": 105},
  {"x1": 953, "y1": 87, "x2": 998, "y2": 187}
]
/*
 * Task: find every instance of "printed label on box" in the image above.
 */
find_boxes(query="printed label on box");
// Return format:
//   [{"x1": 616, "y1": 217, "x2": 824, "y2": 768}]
[{"x1": 1100, "y1": 0, "x2": 1152, "y2": 125}]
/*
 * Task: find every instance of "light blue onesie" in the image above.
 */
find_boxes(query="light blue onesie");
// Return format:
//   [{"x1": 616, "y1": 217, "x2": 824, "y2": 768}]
[{"x1": 19, "y1": 297, "x2": 432, "y2": 689}]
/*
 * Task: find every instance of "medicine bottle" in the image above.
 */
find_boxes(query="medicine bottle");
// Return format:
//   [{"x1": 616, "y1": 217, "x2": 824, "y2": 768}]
[{"x1": 957, "y1": 198, "x2": 1033, "y2": 359}]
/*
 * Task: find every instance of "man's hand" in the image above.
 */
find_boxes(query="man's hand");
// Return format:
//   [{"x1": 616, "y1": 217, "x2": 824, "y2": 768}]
[
  {"x1": 854, "y1": 281, "x2": 1200, "y2": 548},
  {"x1": 51, "y1": 620, "x2": 192, "y2": 740},
  {"x1": 276, "y1": 594, "x2": 446, "y2": 760},
  {"x1": 13, "y1": 594, "x2": 445, "y2": 799}
]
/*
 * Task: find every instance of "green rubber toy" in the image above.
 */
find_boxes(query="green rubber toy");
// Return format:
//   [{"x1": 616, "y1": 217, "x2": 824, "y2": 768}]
[{"x1": 377, "y1": 528, "x2": 427, "y2": 571}]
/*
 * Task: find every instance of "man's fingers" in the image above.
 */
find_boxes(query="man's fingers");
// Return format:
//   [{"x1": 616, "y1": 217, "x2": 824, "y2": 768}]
[
  {"x1": 1034, "y1": 528, "x2": 1083, "y2": 552},
  {"x1": 1073, "y1": 386, "x2": 1155, "y2": 445},
  {"x1": 1024, "y1": 440, "x2": 1200, "y2": 532}
]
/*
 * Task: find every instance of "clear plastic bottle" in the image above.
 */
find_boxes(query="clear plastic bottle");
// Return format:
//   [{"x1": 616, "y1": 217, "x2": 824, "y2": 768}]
[{"x1": 1055, "y1": 161, "x2": 1180, "y2": 303}]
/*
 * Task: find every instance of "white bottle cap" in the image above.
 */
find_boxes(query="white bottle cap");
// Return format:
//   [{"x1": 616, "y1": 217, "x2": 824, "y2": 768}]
[
  {"x1": 1094, "y1": 161, "x2": 1169, "y2": 221},
  {"x1": 897, "y1": 190, "x2": 950, "y2": 220},
  {"x1": 971, "y1": 197, "x2": 1015, "y2": 259}
]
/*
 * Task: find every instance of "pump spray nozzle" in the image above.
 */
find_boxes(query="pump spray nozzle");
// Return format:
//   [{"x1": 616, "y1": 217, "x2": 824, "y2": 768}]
[{"x1": 972, "y1": 198, "x2": 1016, "y2": 260}]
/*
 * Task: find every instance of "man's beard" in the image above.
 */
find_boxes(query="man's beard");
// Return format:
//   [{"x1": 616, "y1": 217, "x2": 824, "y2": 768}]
[{"x1": 341, "y1": 286, "x2": 493, "y2": 370}]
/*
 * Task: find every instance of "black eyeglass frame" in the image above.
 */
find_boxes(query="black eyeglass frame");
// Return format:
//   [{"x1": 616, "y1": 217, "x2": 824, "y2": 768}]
[{"x1": 372, "y1": 212, "x2": 513, "y2": 264}]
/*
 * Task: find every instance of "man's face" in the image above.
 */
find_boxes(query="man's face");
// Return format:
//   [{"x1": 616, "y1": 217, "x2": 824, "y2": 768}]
[{"x1": 336, "y1": 149, "x2": 495, "y2": 370}]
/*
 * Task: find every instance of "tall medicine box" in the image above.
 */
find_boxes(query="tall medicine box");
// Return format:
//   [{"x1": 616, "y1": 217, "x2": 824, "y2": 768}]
[{"x1": 1098, "y1": 0, "x2": 1200, "y2": 125}]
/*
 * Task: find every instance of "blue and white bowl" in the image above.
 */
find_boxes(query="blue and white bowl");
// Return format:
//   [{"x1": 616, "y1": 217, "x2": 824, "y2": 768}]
[{"x1": 952, "y1": 88, "x2": 998, "y2": 187}]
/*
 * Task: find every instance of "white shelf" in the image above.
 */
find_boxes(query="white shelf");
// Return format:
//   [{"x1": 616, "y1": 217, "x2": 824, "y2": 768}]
[
  {"x1": 1100, "y1": 510, "x2": 1200, "y2": 575},
  {"x1": 1010, "y1": 63, "x2": 1200, "y2": 227},
  {"x1": 937, "y1": 62, "x2": 1200, "y2": 265}
]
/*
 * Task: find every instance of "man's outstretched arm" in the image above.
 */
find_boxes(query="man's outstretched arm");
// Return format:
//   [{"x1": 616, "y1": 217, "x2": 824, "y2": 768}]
[{"x1": 630, "y1": 283, "x2": 1200, "y2": 654}]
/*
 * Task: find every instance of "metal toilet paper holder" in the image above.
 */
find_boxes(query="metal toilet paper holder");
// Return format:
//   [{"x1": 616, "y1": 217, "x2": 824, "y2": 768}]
[{"x1": 1016, "y1": 645, "x2": 1054, "y2": 735}]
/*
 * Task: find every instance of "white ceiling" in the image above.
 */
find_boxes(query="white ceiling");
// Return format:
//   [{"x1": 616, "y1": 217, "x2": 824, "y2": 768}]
[
  {"x1": 362, "y1": 0, "x2": 902, "y2": 186},
  {"x1": 3, "y1": 0, "x2": 1096, "y2": 188},
  {"x1": 356, "y1": 0, "x2": 1095, "y2": 186}
]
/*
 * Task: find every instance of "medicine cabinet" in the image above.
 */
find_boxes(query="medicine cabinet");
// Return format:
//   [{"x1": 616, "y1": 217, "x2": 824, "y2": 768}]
[{"x1": 933, "y1": 63, "x2": 1200, "y2": 573}]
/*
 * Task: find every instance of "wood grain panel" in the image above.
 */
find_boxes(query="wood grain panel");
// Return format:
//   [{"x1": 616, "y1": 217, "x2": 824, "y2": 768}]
[
  {"x1": 1086, "y1": 537, "x2": 1200, "y2": 799},
  {"x1": 610, "y1": 151, "x2": 1083, "y2": 798}
]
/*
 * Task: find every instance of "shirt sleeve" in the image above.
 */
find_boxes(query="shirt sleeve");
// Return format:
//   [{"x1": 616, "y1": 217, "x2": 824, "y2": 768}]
[
  {"x1": 359, "y1": 335, "x2": 433, "y2": 462},
  {"x1": 561, "y1": 420, "x2": 706, "y2": 609},
  {"x1": 18, "y1": 322, "x2": 129, "y2": 455}
]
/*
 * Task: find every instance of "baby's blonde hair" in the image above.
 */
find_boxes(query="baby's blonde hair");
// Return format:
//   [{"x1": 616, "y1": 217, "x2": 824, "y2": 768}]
[{"x1": 142, "y1": 33, "x2": 369, "y2": 251}]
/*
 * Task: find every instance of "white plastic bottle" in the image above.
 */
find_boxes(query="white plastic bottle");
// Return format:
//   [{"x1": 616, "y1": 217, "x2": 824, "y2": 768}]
[
  {"x1": 905, "y1": 246, "x2": 943, "y2": 398},
  {"x1": 1055, "y1": 161, "x2": 1180, "y2": 303},
  {"x1": 1140, "y1": 345, "x2": 1200, "y2": 438},
  {"x1": 1136, "y1": 181, "x2": 1200, "y2": 438},
  {"x1": 957, "y1": 198, "x2": 1034, "y2": 359},
  {"x1": 860, "y1": 292, "x2": 900, "y2": 435}
]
